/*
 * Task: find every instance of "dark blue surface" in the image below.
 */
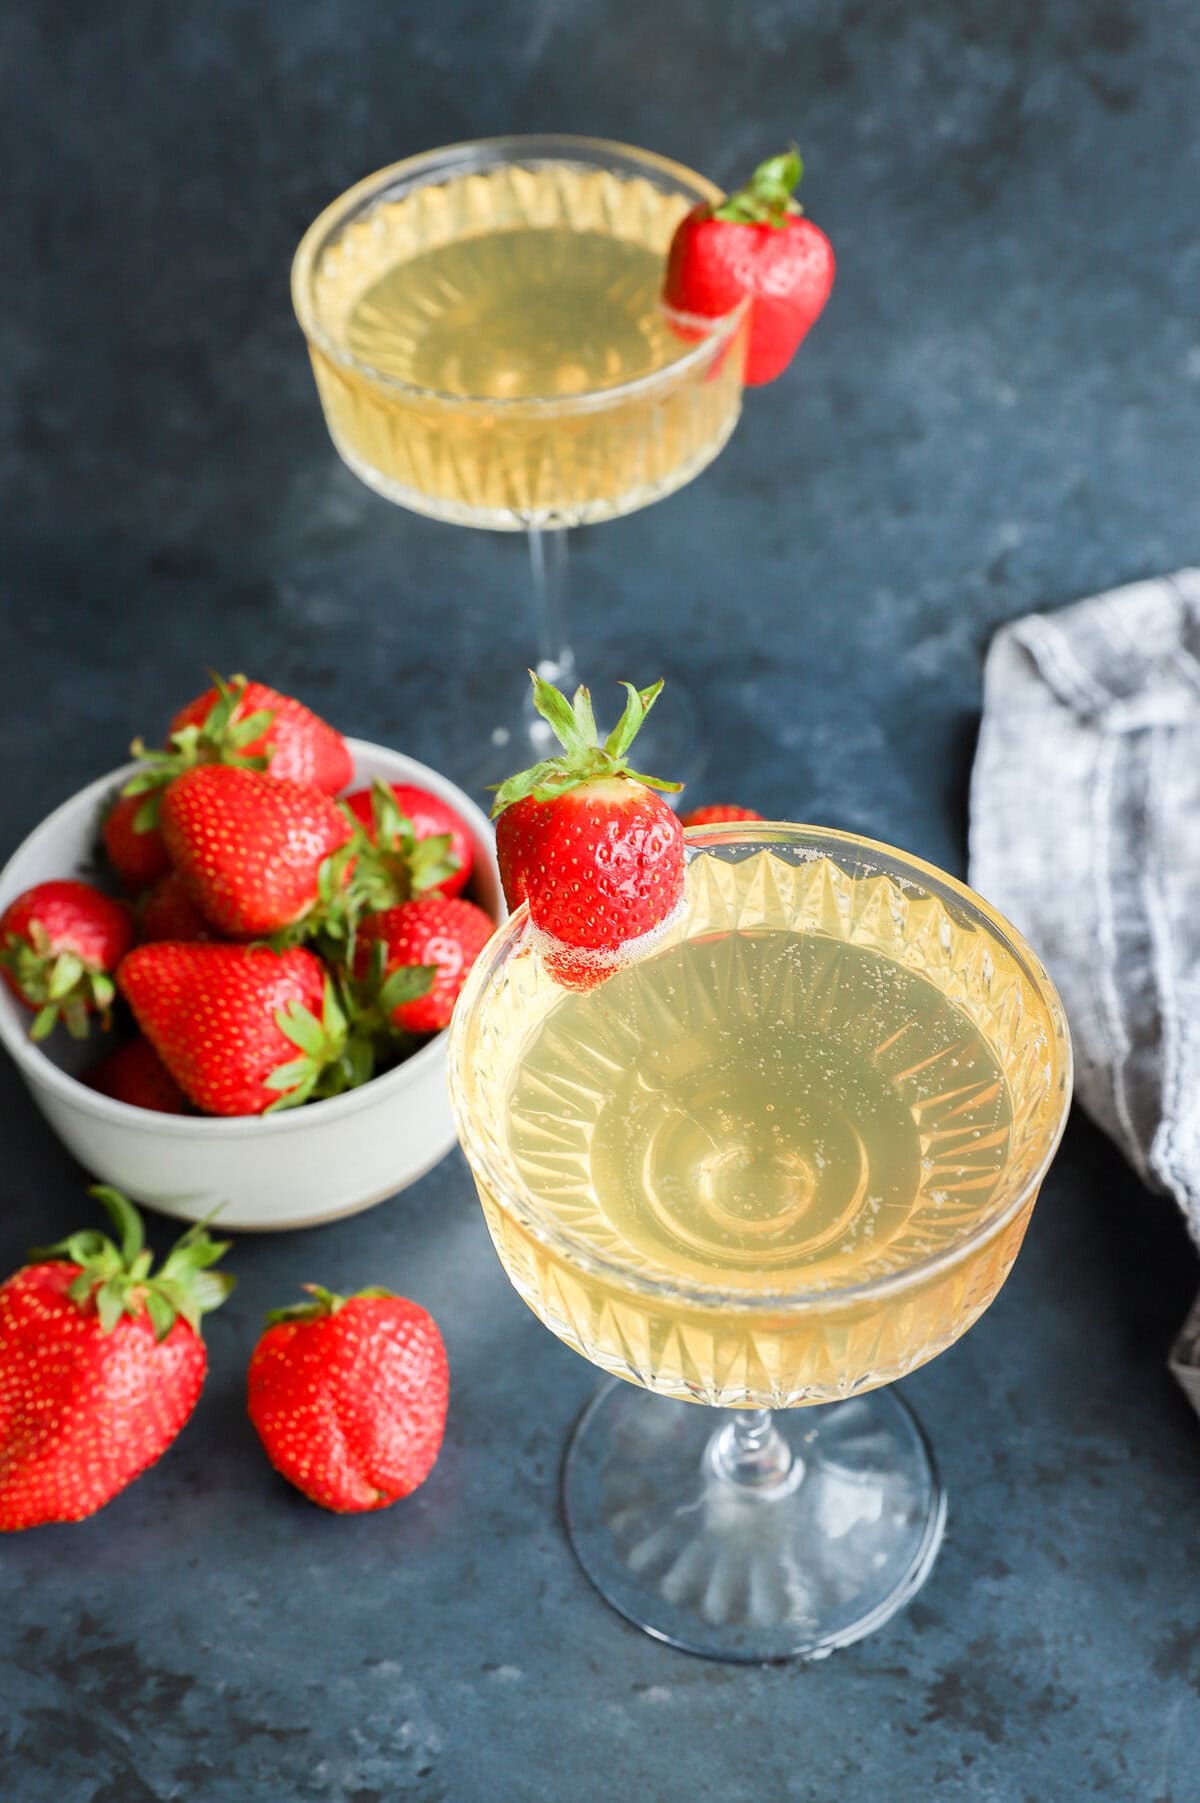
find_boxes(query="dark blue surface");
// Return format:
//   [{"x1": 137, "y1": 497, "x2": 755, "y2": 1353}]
[{"x1": 3, "y1": 2, "x2": 1200, "y2": 1797}]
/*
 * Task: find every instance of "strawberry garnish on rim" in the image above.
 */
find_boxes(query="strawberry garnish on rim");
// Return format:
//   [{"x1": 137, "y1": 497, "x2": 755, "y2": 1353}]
[
  {"x1": 663, "y1": 146, "x2": 835, "y2": 387},
  {"x1": 491, "y1": 674, "x2": 685, "y2": 987}
]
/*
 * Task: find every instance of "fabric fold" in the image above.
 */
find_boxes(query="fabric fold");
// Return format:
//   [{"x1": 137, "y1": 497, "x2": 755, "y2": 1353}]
[{"x1": 970, "y1": 569, "x2": 1200, "y2": 1251}]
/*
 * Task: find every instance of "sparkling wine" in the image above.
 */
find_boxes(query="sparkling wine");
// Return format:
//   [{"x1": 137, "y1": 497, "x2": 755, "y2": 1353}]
[
  {"x1": 507, "y1": 929, "x2": 1013, "y2": 1297},
  {"x1": 300, "y1": 161, "x2": 745, "y2": 527},
  {"x1": 457, "y1": 848, "x2": 1060, "y2": 1406}
]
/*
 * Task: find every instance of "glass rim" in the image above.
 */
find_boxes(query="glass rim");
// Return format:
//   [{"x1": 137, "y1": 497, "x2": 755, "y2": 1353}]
[
  {"x1": 447, "y1": 820, "x2": 1075, "y2": 1316},
  {"x1": 291, "y1": 133, "x2": 750, "y2": 415}
]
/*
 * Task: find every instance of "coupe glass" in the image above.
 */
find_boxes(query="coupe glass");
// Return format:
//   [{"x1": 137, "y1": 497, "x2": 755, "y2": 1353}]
[
  {"x1": 292, "y1": 136, "x2": 749, "y2": 793},
  {"x1": 448, "y1": 823, "x2": 1072, "y2": 1661}
]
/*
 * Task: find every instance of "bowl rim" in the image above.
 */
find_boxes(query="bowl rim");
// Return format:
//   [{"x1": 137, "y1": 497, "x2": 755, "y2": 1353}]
[{"x1": 0, "y1": 737, "x2": 501, "y2": 1137}]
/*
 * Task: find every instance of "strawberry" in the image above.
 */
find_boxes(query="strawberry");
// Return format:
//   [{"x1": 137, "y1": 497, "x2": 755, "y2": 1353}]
[
  {"x1": 138, "y1": 870, "x2": 217, "y2": 945},
  {"x1": 247, "y1": 1284, "x2": 448, "y2": 1513},
  {"x1": 168, "y1": 674, "x2": 352, "y2": 793},
  {"x1": 84, "y1": 1037, "x2": 189, "y2": 1113},
  {"x1": 120, "y1": 672, "x2": 353, "y2": 825},
  {"x1": 679, "y1": 803, "x2": 765, "y2": 829},
  {"x1": 159, "y1": 764, "x2": 353, "y2": 940},
  {"x1": 0, "y1": 880, "x2": 133, "y2": 1039},
  {"x1": 491, "y1": 675, "x2": 684, "y2": 977},
  {"x1": 663, "y1": 148, "x2": 835, "y2": 386},
  {"x1": 101, "y1": 792, "x2": 171, "y2": 891},
  {"x1": 342, "y1": 781, "x2": 473, "y2": 899},
  {"x1": 353, "y1": 896, "x2": 493, "y2": 1036},
  {"x1": 0, "y1": 1186, "x2": 233, "y2": 1530},
  {"x1": 119, "y1": 942, "x2": 359, "y2": 1115}
]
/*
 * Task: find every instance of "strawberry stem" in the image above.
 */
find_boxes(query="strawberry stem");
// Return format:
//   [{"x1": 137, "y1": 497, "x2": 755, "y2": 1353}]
[
  {"x1": 29, "y1": 1186, "x2": 234, "y2": 1341},
  {"x1": 0, "y1": 928, "x2": 119, "y2": 1041},
  {"x1": 263, "y1": 1282, "x2": 395, "y2": 1326},
  {"x1": 264, "y1": 978, "x2": 354, "y2": 1112},
  {"x1": 489, "y1": 673, "x2": 683, "y2": 817},
  {"x1": 712, "y1": 146, "x2": 805, "y2": 228},
  {"x1": 121, "y1": 671, "x2": 276, "y2": 810},
  {"x1": 316, "y1": 946, "x2": 433, "y2": 1081}
]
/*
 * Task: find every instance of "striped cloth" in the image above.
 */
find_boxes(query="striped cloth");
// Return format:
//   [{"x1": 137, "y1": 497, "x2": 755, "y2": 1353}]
[{"x1": 970, "y1": 571, "x2": 1200, "y2": 1400}]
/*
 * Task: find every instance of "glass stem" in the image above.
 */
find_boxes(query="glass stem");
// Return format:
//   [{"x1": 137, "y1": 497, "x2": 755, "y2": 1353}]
[
  {"x1": 527, "y1": 523, "x2": 575, "y2": 691},
  {"x1": 709, "y1": 1408, "x2": 800, "y2": 1492}
]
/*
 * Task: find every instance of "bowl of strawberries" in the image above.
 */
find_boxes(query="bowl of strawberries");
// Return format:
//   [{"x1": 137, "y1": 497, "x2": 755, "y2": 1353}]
[{"x1": 0, "y1": 675, "x2": 501, "y2": 1231}]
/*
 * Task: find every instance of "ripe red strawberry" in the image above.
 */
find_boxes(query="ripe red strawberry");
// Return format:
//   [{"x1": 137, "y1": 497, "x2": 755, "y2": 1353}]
[
  {"x1": 160, "y1": 764, "x2": 353, "y2": 939},
  {"x1": 342, "y1": 781, "x2": 473, "y2": 899},
  {"x1": 168, "y1": 675, "x2": 352, "y2": 794},
  {"x1": 0, "y1": 1186, "x2": 233, "y2": 1530},
  {"x1": 0, "y1": 880, "x2": 133, "y2": 1039},
  {"x1": 353, "y1": 896, "x2": 494, "y2": 1036},
  {"x1": 119, "y1": 672, "x2": 353, "y2": 830},
  {"x1": 679, "y1": 804, "x2": 765, "y2": 829},
  {"x1": 492, "y1": 676, "x2": 684, "y2": 977},
  {"x1": 138, "y1": 870, "x2": 217, "y2": 945},
  {"x1": 101, "y1": 792, "x2": 171, "y2": 891},
  {"x1": 664, "y1": 148, "x2": 835, "y2": 386},
  {"x1": 84, "y1": 1037, "x2": 189, "y2": 1114},
  {"x1": 247, "y1": 1284, "x2": 448, "y2": 1513},
  {"x1": 119, "y1": 942, "x2": 353, "y2": 1115}
]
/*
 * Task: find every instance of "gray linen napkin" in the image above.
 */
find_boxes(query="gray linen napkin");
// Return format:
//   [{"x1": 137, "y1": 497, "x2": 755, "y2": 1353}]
[{"x1": 969, "y1": 569, "x2": 1200, "y2": 1409}]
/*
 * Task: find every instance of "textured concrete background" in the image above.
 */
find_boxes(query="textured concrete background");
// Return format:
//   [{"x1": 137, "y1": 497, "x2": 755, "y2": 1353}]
[{"x1": 3, "y1": 1, "x2": 1200, "y2": 1798}]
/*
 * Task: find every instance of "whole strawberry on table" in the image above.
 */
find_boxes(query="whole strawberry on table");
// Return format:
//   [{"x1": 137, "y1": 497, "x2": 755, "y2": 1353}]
[
  {"x1": 247, "y1": 1284, "x2": 449, "y2": 1513},
  {"x1": 0, "y1": 671, "x2": 494, "y2": 1117},
  {"x1": 0, "y1": 1186, "x2": 233, "y2": 1531},
  {"x1": 0, "y1": 1185, "x2": 449, "y2": 1528}
]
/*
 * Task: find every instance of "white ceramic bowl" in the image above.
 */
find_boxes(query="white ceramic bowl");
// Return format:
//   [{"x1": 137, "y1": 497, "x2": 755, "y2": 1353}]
[{"x1": 0, "y1": 739, "x2": 502, "y2": 1231}]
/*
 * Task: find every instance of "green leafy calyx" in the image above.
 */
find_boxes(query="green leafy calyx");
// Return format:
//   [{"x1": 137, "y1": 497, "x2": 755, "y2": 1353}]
[
  {"x1": 0, "y1": 924, "x2": 117, "y2": 1041},
  {"x1": 489, "y1": 673, "x2": 683, "y2": 818},
  {"x1": 272, "y1": 782, "x2": 459, "y2": 964},
  {"x1": 347, "y1": 780, "x2": 461, "y2": 906},
  {"x1": 264, "y1": 977, "x2": 360, "y2": 1111},
  {"x1": 264, "y1": 1282, "x2": 395, "y2": 1327},
  {"x1": 339, "y1": 935, "x2": 435, "y2": 1046},
  {"x1": 30, "y1": 1185, "x2": 235, "y2": 1339},
  {"x1": 120, "y1": 671, "x2": 276, "y2": 821},
  {"x1": 712, "y1": 147, "x2": 804, "y2": 228}
]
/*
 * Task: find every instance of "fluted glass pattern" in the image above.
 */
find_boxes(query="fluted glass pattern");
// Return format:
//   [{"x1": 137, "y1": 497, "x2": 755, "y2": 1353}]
[
  {"x1": 294, "y1": 142, "x2": 747, "y2": 528},
  {"x1": 449, "y1": 827, "x2": 1072, "y2": 1408}
]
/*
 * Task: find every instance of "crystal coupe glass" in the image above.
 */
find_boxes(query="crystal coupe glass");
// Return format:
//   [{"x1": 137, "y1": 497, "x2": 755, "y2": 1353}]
[
  {"x1": 292, "y1": 136, "x2": 749, "y2": 791},
  {"x1": 448, "y1": 823, "x2": 1072, "y2": 1661}
]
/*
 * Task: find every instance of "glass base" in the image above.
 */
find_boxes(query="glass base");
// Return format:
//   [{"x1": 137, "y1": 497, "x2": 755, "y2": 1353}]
[
  {"x1": 456, "y1": 672, "x2": 708, "y2": 805},
  {"x1": 561, "y1": 1381, "x2": 946, "y2": 1662}
]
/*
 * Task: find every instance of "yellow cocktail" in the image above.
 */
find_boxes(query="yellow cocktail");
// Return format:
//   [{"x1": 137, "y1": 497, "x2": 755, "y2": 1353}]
[
  {"x1": 294, "y1": 152, "x2": 745, "y2": 529},
  {"x1": 449, "y1": 823, "x2": 1071, "y2": 1659},
  {"x1": 292, "y1": 137, "x2": 748, "y2": 790}
]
